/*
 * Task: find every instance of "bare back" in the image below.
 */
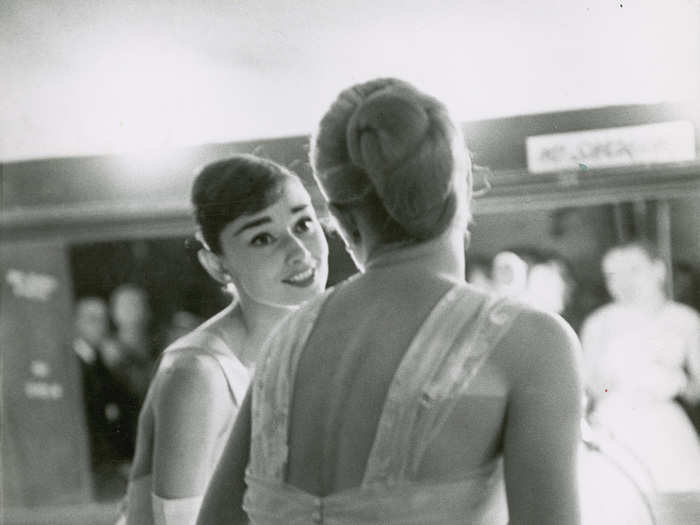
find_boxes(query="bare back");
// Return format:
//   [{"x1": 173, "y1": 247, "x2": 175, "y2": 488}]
[
  {"x1": 200, "y1": 250, "x2": 582, "y2": 524},
  {"x1": 287, "y1": 264, "x2": 508, "y2": 495}
]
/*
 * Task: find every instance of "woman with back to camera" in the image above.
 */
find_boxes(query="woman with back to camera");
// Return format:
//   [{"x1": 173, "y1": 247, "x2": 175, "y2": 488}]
[
  {"x1": 198, "y1": 79, "x2": 582, "y2": 525},
  {"x1": 118, "y1": 154, "x2": 329, "y2": 525}
]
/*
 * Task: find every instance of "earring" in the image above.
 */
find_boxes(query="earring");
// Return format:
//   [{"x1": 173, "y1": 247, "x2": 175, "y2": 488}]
[{"x1": 222, "y1": 272, "x2": 232, "y2": 282}]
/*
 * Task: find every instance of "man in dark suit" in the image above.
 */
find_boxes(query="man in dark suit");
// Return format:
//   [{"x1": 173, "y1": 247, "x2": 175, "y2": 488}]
[{"x1": 73, "y1": 297, "x2": 135, "y2": 500}]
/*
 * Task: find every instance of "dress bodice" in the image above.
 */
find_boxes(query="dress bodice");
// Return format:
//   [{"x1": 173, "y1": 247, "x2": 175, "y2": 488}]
[{"x1": 244, "y1": 283, "x2": 523, "y2": 524}]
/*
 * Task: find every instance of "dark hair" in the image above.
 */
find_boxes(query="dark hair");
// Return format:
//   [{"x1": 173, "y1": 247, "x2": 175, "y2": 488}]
[
  {"x1": 191, "y1": 154, "x2": 298, "y2": 254},
  {"x1": 311, "y1": 78, "x2": 471, "y2": 243}
]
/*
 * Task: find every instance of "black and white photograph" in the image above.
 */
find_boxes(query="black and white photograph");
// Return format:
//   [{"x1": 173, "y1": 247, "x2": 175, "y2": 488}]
[{"x1": 2, "y1": 1, "x2": 700, "y2": 524}]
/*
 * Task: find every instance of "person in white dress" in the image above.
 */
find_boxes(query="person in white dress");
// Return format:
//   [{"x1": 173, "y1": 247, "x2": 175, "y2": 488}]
[
  {"x1": 118, "y1": 154, "x2": 329, "y2": 525},
  {"x1": 581, "y1": 240, "x2": 700, "y2": 494},
  {"x1": 197, "y1": 78, "x2": 582, "y2": 525}
]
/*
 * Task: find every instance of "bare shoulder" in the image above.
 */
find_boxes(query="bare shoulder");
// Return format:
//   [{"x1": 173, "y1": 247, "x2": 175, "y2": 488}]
[
  {"x1": 155, "y1": 350, "x2": 229, "y2": 406},
  {"x1": 511, "y1": 307, "x2": 580, "y2": 350},
  {"x1": 498, "y1": 306, "x2": 583, "y2": 524},
  {"x1": 149, "y1": 349, "x2": 235, "y2": 437},
  {"x1": 495, "y1": 305, "x2": 582, "y2": 392}
]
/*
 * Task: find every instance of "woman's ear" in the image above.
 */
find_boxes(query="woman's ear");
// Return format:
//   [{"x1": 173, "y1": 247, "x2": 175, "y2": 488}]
[{"x1": 197, "y1": 249, "x2": 231, "y2": 285}]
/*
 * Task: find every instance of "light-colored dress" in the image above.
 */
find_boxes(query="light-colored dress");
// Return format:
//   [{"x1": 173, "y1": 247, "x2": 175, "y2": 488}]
[
  {"x1": 120, "y1": 329, "x2": 251, "y2": 525},
  {"x1": 581, "y1": 301, "x2": 700, "y2": 493},
  {"x1": 243, "y1": 283, "x2": 522, "y2": 525}
]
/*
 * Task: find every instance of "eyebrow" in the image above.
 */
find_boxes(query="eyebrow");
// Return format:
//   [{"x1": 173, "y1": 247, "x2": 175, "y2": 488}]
[{"x1": 234, "y1": 204, "x2": 309, "y2": 235}]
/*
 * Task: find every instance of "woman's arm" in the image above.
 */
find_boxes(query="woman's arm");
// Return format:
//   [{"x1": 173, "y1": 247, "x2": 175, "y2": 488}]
[
  {"x1": 197, "y1": 388, "x2": 252, "y2": 525},
  {"x1": 502, "y1": 310, "x2": 583, "y2": 525},
  {"x1": 152, "y1": 353, "x2": 235, "y2": 505}
]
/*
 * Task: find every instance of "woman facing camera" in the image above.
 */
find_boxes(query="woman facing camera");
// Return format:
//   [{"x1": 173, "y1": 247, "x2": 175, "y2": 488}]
[
  {"x1": 198, "y1": 79, "x2": 582, "y2": 525},
  {"x1": 119, "y1": 155, "x2": 328, "y2": 525}
]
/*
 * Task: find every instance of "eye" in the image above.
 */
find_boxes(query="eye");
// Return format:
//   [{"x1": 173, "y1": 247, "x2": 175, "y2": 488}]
[
  {"x1": 250, "y1": 233, "x2": 275, "y2": 246},
  {"x1": 294, "y1": 216, "x2": 315, "y2": 234}
]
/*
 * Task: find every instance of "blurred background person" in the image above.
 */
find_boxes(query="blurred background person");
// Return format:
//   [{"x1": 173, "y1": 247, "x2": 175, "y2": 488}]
[
  {"x1": 524, "y1": 254, "x2": 574, "y2": 317},
  {"x1": 99, "y1": 284, "x2": 157, "y2": 477},
  {"x1": 490, "y1": 250, "x2": 529, "y2": 300},
  {"x1": 490, "y1": 245, "x2": 612, "y2": 336},
  {"x1": 490, "y1": 247, "x2": 578, "y2": 321},
  {"x1": 72, "y1": 297, "x2": 134, "y2": 500},
  {"x1": 106, "y1": 284, "x2": 156, "y2": 401},
  {"x1": 581, "y1": 240, "x2": 700, "y2": 493}
]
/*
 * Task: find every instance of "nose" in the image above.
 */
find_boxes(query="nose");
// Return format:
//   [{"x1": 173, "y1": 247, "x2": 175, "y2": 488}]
[{"x1": 283, "y1": 233, "x2": 311, "y2": 266}]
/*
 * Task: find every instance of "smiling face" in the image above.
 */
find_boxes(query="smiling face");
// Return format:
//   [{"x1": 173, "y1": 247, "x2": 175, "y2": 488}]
[{"x1": 216, "y1": 177, "x2": 329, "y2": 307}]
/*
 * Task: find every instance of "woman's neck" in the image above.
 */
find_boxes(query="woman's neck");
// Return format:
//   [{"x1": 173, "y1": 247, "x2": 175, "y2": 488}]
[
  {"x1": 220, "y1": 296, "x2": 295, "y2": 366},
  {"x1": 364, "y1": 228, "x2": 465, "y2": 282},
  {"x1": 238, "y1": 296, "x2": 293, "y2": 335}
]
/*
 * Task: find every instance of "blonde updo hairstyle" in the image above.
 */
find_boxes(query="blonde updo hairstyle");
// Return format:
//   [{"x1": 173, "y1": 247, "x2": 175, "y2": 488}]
[{"x1": 310, "y1": 78, "x2": 472, "y2": 243}]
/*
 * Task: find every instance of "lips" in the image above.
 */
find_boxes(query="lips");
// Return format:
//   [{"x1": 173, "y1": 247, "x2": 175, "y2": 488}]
[{"x1": 282, "y1": 267, "x2": 316, "y2": 288}]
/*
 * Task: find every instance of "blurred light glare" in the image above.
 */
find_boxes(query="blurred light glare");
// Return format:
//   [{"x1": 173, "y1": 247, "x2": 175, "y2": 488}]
[
  {"x1": 94, "y1": 44, "x2": 207, "y2": 153},
  {"x1": 115, "y1": 147, "x2": 193, "y2": 187},
  {"x1": 1, "y1": 0, "x2": 699, "y2": 161}
]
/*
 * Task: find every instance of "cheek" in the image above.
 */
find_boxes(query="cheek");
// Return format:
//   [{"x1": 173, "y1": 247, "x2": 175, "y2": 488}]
[
  {"x1": 223, "y1": 251, "x2": 272, "y2": 286},
  {"x1": 307, "y1": 230, "x2": 329, "y2": 260},
  {"x1": 235, "y1": 260, "x2": 280, "y2": 296}
]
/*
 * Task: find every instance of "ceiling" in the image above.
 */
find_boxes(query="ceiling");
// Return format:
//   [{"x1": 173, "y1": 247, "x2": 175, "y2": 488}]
[{"x1": 1, "y1": 0, "x2": 699, "y2": 161}]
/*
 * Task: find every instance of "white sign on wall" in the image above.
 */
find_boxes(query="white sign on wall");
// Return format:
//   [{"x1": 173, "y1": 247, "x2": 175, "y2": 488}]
[
  {"x1": 5, "y1": 269, "x2": 59, "y2": 302},
  {"x1": 526, "y1": 121, "x2": 696, "y2": 174}
]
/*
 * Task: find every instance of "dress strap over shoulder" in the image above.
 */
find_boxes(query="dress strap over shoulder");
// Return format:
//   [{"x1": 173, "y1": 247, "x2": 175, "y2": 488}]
[
  {"x1": 248, "y1": 289, "x2": 336, "y2": 481},
  {"x1": 242, "y1": 285, "x2": 520, "y2": 524},
  {"x1": 364, "y1": 288, "x2": 523, "y2": 485},
  {"x1": 247, "y1": 284, "x2": 523, "y2": 490}
]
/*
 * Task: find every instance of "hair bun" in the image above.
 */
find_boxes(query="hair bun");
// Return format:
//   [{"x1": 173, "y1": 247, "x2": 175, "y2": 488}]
[
  {"x1": 347, "y1": 88, "x2": 431, "y2": 176},
  {"x1": 346, "y1": 84, "x2": 457, "y2": 239}
]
